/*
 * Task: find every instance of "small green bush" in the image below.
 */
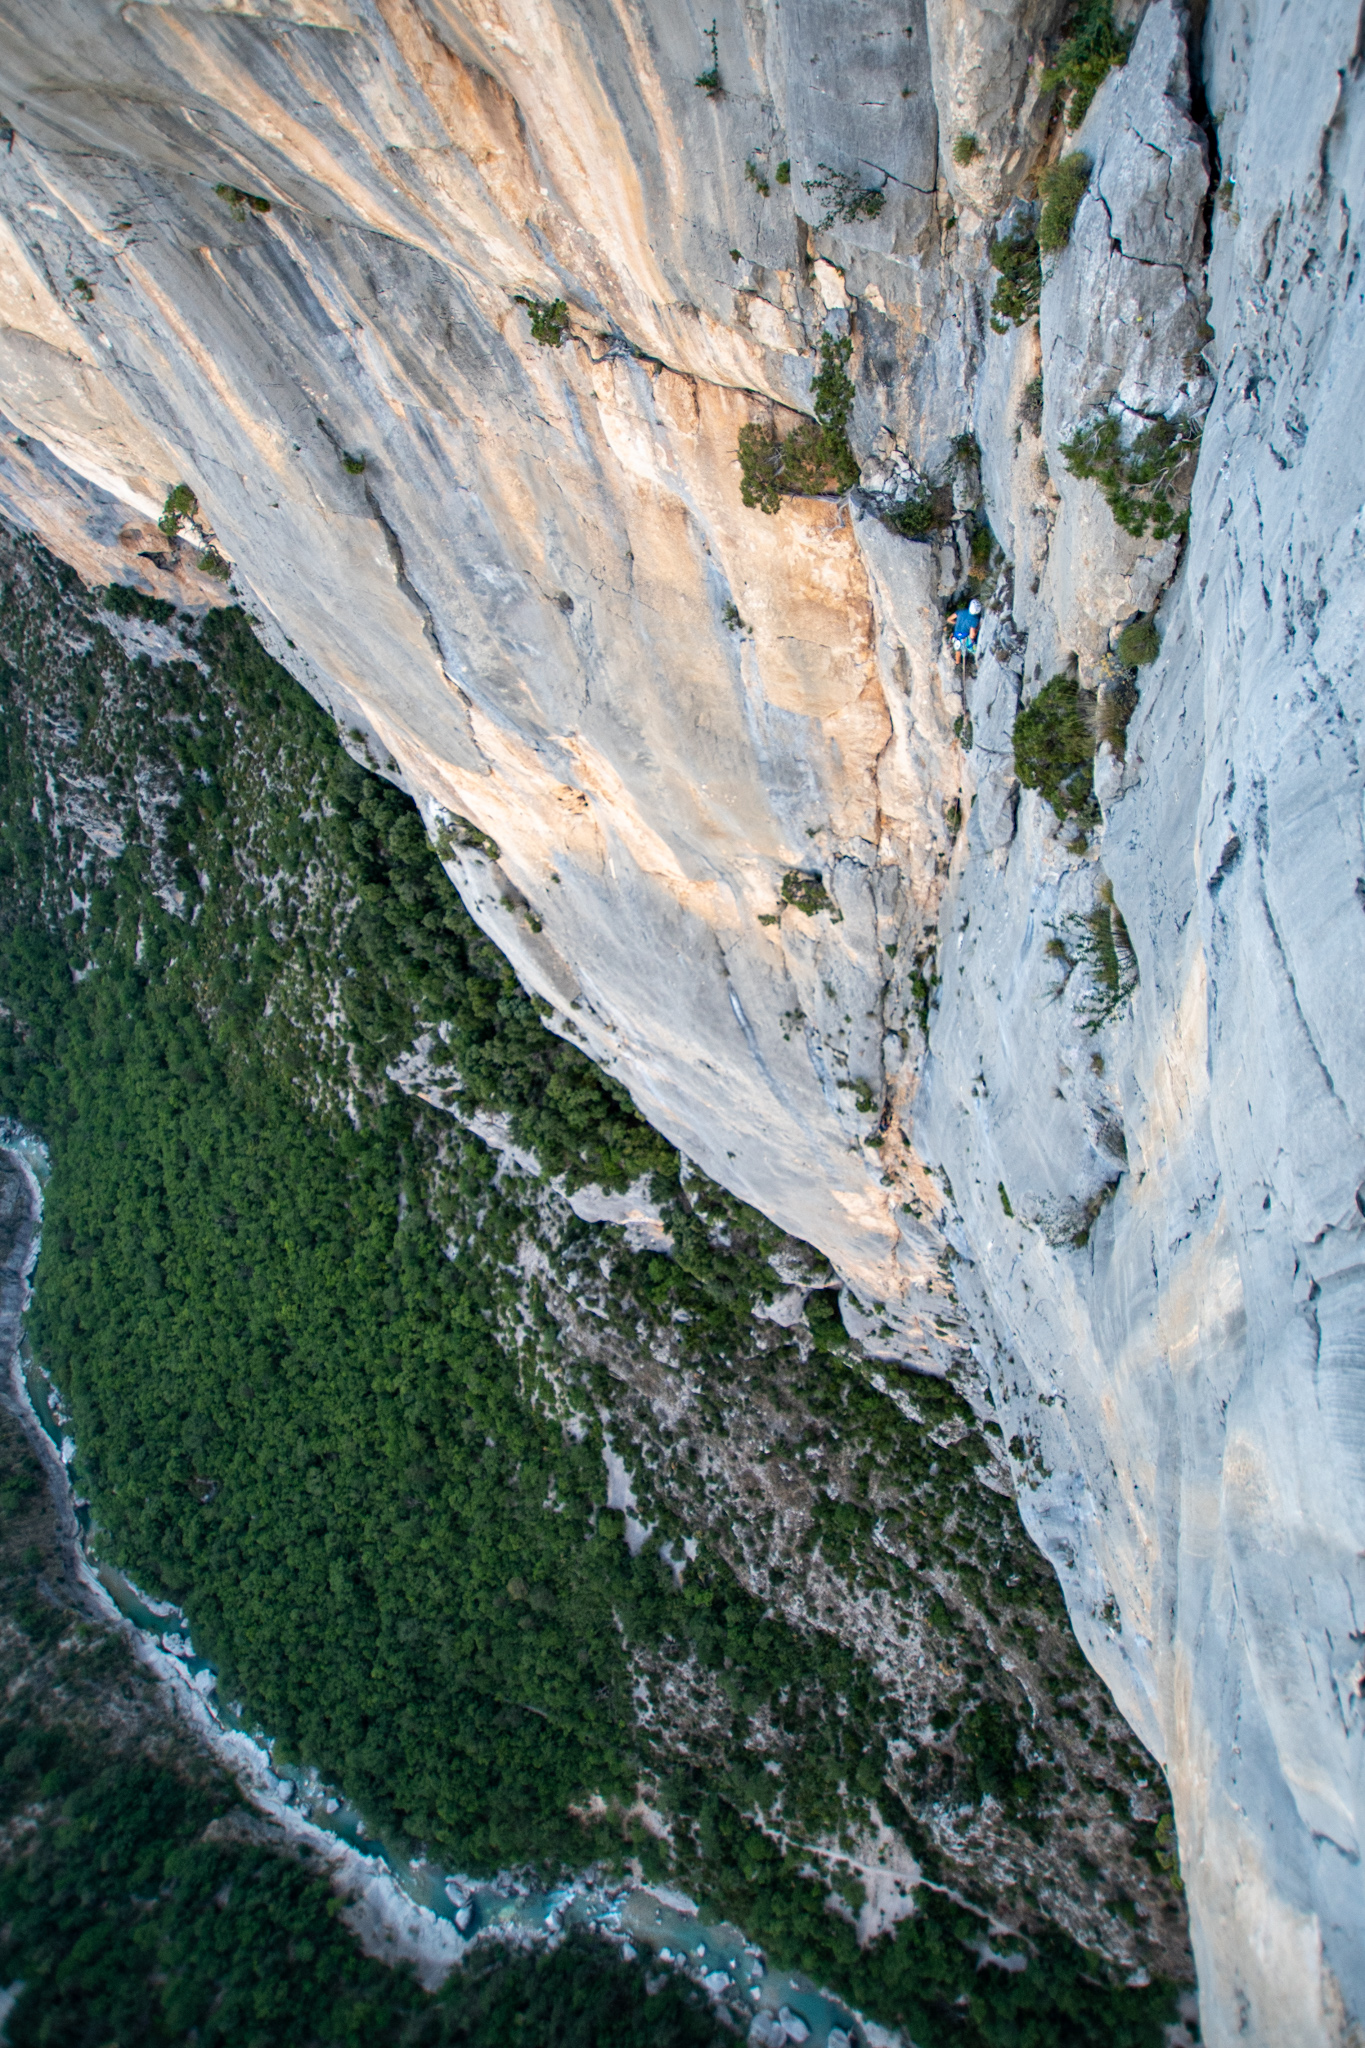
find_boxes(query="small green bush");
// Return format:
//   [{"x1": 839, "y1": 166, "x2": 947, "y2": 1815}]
[
  {"x1": 952, "y1": 134, "x2": 978, "y2": 166},
  {"x1": 214, "y1": 183, "x2": 271, "y2": 214},
  {"x1": 1065, "y1": 883, "x2": 1139, "y2": 1029},
  {"x1": 102, "y1": 584, "x2": 175, "y2": 626},
  {"x1": 514, "y1": 294, "x2": 569, "y2": 347},
  {"x1": 1012, "y1": 673, "x2": 1096, "y2": 822},
  {"x1": 197, "y1": 548, "x2": 231, "y2": 580},
  {"x1": 970, "y1": 518, "x2": 994, "y2": 571},
  {"x1": 909, "y1": 951, "x2": 938, "y2": 1037},
  {"x1": 1116, "y1": 616, "x2": 1159, "y2": 666},
  {"x1": 734, "y1": 424, "x2": 785, "y2": 512},
  {"x1": 1041, "y1": 0, "x2": 1132, "y2": 129},
  {"x1": 775, "y1": 159, "x2": 791, "y2": 185},
  {"x1": 998, "y1": 1183, "x2": 1014, "y2": 1218},
  {"x1": 780, "y1": 870, "x2": 838, "y2": 917},
  {"x1": 881, "y1": 488, "x2": 936, "y2": 538},
  {"x1": 989, "y1": 225, "x2": 1042, "y2": 329},
  {"x1": 695, "y1": 19, "x2": 721, "y2": 95},
  {"x1": 809, "y1": 333, "x2": 855, "y2": 434},
  {"x1": 1060, "y1": 411, "x2": 1201, "y2": 538},
  {"x1": 745, "y1": 159, "x2": 770, "y2": 197},
  {"x1": 69, "y1": 276, "x2": 94, "y2": 303},
  {"x1": 737, "y1": 334, "x2": 859, "y2": 512},
  {"x1": 803, "y1": 164, "x2": 886, "y2": 231},
  {"x1": 158, "y1": 483, "x2": 198, "y2": 539},
  {"x1": 1019, "y1": 373, "x2": 1044, "y2": 433},
  {"x1": 341, "y1": 451, "x2": 366, "y2": 475},
  {"x1": 1155, "y1": 1811, "x2": 1184, "y2": 1888},
  {"x1": 433, "y1": 812, "x2": 502, "y2": 862},
  {"x1": 1038, "y1": 151, "x2": 1091, "y2": 252}
]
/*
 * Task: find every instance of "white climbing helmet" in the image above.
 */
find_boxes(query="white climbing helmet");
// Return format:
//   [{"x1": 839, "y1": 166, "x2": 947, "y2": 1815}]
[{"x1": 969, "y1": 598, "x2": 981, "y2": 614}]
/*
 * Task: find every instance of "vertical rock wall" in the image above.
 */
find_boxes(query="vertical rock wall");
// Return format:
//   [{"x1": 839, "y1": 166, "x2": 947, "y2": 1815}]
[
  {"x1": 0, "y1": 0, "x2": 1360, "y2": 2038},
  {"x1": 921, "y1": 5, "x2": 1365, "y2": 2037}
]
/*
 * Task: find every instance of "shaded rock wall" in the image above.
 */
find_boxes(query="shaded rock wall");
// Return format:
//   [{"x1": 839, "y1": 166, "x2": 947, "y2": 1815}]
[{"x1": 0, "y1": 0, "x2": 1360, "y2": 2039}]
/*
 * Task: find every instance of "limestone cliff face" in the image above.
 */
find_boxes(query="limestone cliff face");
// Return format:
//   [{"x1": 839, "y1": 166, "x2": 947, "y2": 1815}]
[
  {"x1": 0, "y1": 1, "x2": 1360, "y2": 2040},
  {"x1": 919, "y1": 13, "x2": 1365, "y2": 2038}
]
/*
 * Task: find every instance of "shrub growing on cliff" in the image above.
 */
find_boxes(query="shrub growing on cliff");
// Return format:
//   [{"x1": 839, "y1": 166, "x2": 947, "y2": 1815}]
[
  {"x1": 1061, "y1": 411, "x2": 1201, "y2": 539},
  {"x1": 1041, "y1": 0, "x2": 1132, "y2": 128},
  {"x1": 952, "y1": 133, "x2": 979, "y2": 166},
  {"x1": 514, "y1": 294, "x2": 569, "y2": 347},
  {"x1": 809, "y1": 333, "x2": 856, "y2": 436},
  {"x1": 737, "y1": 334, "x2": 859, "y2": 512},
  {"x1": 434, "y1": 809, "x2": 501, "y2": 862},
  {"x1": 1012, "y1": 673, "x2": 1097, "y2": 822},
  {"x1": 881, "y1": 486, "x2": 937, "y2": 538},
  {"x1": 1038, "y1": 151, "x2": 1091, "y2": 252},
  {"x1": 157, "y1": 483, "x2": 198, "y2": 539},
  {"x1": 780, "y1": 869, "x2": 838, "y2": 917},
  {"x1": 1065, "y1": 881, "x2": 1139, "y2": 1029},
  {"x1": 694, "y1": 18, "x2": 721, "y2": 95},
  {"x1": 1116, "y1": 616, "x2": 1159, "y2": 666},
  {"x1": 988, "y1": 223, "x2": 1042, "y2": 329},
  {"x1": 970, "y1": 516, "x2": 995, "y2": 572},
  {"x1": 214, "y1": 182, "x2": 271, "y2": 215},
  {"x1": 803, "y1": 164, "x2": 886, "y2": 231}
]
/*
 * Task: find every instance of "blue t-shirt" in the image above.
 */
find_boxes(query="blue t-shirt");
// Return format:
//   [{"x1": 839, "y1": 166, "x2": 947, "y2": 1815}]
[{"x1": 953, "y1": 611, "x2": 975, "y2": 644}]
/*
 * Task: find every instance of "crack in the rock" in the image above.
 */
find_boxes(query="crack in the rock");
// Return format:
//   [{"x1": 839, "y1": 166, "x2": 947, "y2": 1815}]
[
  {"x1": 1095, "y1": 180, "x2": 1191, "y2": 275},
  {"x1": 363, "y1": 482, "x2": 458, "y2": 683},
  {"x1": 1254, "y1": 862, "x2": 1359, "y2": 1136},
  {"x1": 861, "y1": 159, "x2": 936, "y2": 197}
]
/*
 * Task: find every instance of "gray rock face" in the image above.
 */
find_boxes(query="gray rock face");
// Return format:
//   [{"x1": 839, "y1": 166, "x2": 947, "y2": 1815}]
[
  {"x1": 772, "y1": 0, "x2": 938, "y2": 249},
  {"x1": 927, "y1": 0, "x2": 1069, "y2": 218},
  {"x1": 920, "y1": 3, "x2": 1365, "y2": 2038},
  {"x1": 0, "y1": 0, "x2": 1361, "y2": 2037},
  {"x1": 1046, "y1": 3, "x2": 1212, "y2": 424},
  {"x1": 1038, "y1": 0, "x2": 1212, "y2": 662}
]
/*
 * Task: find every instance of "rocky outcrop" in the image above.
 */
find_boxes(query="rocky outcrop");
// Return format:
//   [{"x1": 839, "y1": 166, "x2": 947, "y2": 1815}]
[
  {"x1": 927, "y1": 0, "x2": 1070, "y2": 218},
  {"x1": 0, "y1": 0, "x2": 1360, "y2": 2039}
]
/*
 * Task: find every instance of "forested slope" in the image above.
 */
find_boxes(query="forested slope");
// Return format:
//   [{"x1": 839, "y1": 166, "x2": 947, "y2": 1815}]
[
  {"x1": 0, "y1": 1367, "x2": 729, "y2": 2048},
  {"x1": 0, "y1": 531, "x2": 1188, "y2": 2043}
]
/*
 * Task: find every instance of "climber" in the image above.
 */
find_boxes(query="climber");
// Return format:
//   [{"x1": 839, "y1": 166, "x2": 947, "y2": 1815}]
[{"x1": 947, "y1": 597, "x2": 982, "y2": 668}]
